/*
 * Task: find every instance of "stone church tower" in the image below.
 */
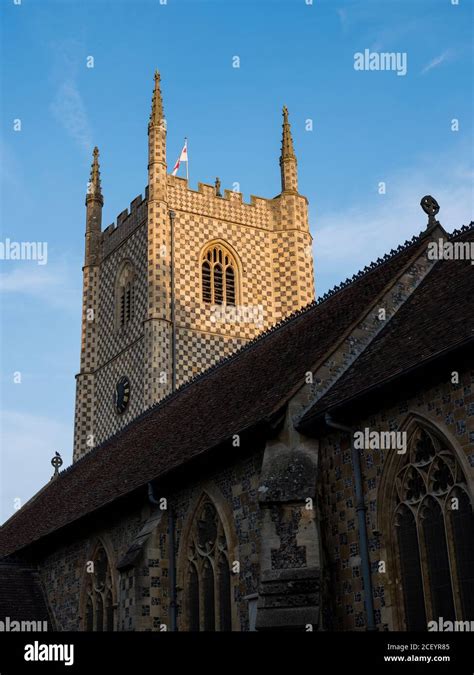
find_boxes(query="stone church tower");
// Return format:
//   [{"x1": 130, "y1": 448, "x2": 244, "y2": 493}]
[{"x1": 73, "y1": 71, "x2": 315, "y2": 461}]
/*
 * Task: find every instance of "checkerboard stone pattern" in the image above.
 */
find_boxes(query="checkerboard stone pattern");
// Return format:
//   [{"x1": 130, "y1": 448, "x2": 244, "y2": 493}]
[
  {"x1": 73, "y1": 98, "x2": 314, "y2": 460},
  {"x1": 176, "y1": 328, "x2": 246, "y2": 383},
  {"x1": 73, "y1": 265, "x2": 99, "y2": 458},
  {"x1": 39, "y1": 510, "x2": 144, "y2": 631},
  {"x1": 74, "y1": 212, "x2": 149, "y2": 458},
  {"x1": 317, "y1": 369, "x2": 474, "y2": 631},
  {"x1": 139, "y1": 453, "x2": 262, "y2": 632}
]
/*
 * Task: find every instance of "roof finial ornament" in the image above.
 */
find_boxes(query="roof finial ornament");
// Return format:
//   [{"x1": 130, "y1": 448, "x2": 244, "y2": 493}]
[
  {"x1": 51, "y1": 451, "x2": 63, "y2": 478},
  {"x1": 420, "y1": 195, "x2": 440, "y2": 229},
  {"x1": 215, "y1": 177, "x2": 222, "y2": 197}
]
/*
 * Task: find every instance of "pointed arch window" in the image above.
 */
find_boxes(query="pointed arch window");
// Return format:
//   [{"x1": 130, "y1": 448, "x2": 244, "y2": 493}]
[
  {"x1": 83, "y1": 544, "x2": 116, "y2": 631},
  {"x1": 394, "y1": 505, "x2": 426, "y2": 630},
  {"x1": 392, "y1": 427, "x2": 474, "y2": 628},
  {"x1": 185, "y1": 499, "x2": 233, "y2": 631},
  {"x1": 201, "y1": 244, "x2": 237, "y2": 306},
  {"x1": 116, "y1": 262, "x2": 135, "y2": 329}
]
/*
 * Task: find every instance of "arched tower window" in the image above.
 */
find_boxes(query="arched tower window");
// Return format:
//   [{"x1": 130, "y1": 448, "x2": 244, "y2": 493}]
[
  {"x1": 116, "y1": 261, "x2": 135, "y2": 329},
  {"x1": 83, "y1": 544, "x2": 116, "y2": 631},
  {"x1": 391, "y1": 426, "x2": 473, "y2": 629},
  {"x1": 201, "y1": 244, "x2": 237, "y2": 306},
  {"x1": 185, "y1": 499, "x2": 233, "y2": 631}
]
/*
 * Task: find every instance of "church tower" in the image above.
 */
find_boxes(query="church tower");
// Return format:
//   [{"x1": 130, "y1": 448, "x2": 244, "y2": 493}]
[{"x1": 72, "y1": 72, "x2": 315, "y2": 461}]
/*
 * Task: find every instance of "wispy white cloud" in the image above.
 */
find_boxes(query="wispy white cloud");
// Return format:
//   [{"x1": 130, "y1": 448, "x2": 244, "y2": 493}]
[
  {"x1": 368, "y1": 20, "x2": 420, "y2": 53},
  {"x1": 49, "y1": 40, "x2": 93, "y2": 156},
  {"x1": 50, "y1": 79, "x2": 92, "y2": 154},
  {"x1": 336, "y1": 8, "x2": 348, "y2": 31},
  {"x1": 0, "y1": 260, "x2": 80, "y2": 311},
  {"x1": 0, "y1": 141, "x2": 23, "y2": 191},
  {"x1": 421, "y1": 50, "x2": 452, "y2": 75},
  {"x1": 0, "y1": 410, "x2": 71, "y2": 524},
  {"x1": 313, "y1": 148, "x2": 473, "y2": 296}
]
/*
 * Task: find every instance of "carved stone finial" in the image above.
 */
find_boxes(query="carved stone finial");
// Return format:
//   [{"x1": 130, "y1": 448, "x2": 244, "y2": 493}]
[
  {"x1": 281, "y1": 105, "x2": 295, "y2": 160},
  {"x1": 420, "y1": 195, "x2": 440, "y2": 228},
  {"x1": 51, "y1": 451, "x2": 63, "y2": 477},
  {"x1": 87, "y1": 146, "x2": 102, "y2": 203},
  {"x1": 215, "y1": 177, "x2": 222, "y2": 197},
  {"x1": 150, "y1": 69, "x2": 164, "y2": 127},
  {"x1": 280, "y1": 105, "x2": 298, "y2": 193}
]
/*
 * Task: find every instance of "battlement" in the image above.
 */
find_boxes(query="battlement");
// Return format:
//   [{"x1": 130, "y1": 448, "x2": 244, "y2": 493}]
[
  {"x1": 168, "y1": 174, "x2": 270, "y2": 208},
  {"x1": 101, "y1": 191, "x2": 148, "y2": 259},
  {"x1": 167, "y1": 174, "x2": 277, "y2": 229}
]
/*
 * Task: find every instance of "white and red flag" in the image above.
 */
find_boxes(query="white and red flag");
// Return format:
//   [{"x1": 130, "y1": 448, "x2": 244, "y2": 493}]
[{"x1": 171, "y1": 138, "x2": 188, "y2": 177}]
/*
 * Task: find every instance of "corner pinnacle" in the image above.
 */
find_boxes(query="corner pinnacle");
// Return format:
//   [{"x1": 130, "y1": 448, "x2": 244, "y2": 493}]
[
  {"x1": 87, "y1": 146, "x2": 103, "y2": 203},
  {"x1": 280, "y1": 105, "x2": 295, "y2": 160},
  {"x1": 150, "y1": 69, "x2": 164, "y2": 128}
]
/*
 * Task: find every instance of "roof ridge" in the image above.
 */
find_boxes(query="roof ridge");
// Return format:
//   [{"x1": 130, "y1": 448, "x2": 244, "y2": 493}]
[
  {"x1": 5, "y1": 222, "x2": 471, "y2": 556},
  {"x1": 65, "y1": 221, "x2": 474, "y2": 473},
  {"x1": 65, "y1": 226, "x2": 435, "y2": 472},
  {"x1": 448, "y1": 221, "x2": 474, "y2": 239}
]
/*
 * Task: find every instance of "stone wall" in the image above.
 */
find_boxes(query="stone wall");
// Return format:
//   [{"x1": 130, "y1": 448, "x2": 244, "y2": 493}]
[
  {"x1": 38, "y1": 452, "x2": 263, "y2": 632},
  {"x1": 317, "y1": 366, "x2": 474, "y2": 630},
  {"x1": 39, "y1": 510, "x2": 144, "y2": 631},
  {"x1": 138, "y1": 452, "x2": 263, "y2": 631}
]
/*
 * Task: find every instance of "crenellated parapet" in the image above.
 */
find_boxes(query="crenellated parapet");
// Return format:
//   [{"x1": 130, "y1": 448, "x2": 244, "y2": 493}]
[
  {"x1": 167, "y1": 175, "x2": 279, "y2": 230},
  {"x1": 101, "y1": 193, "x2": 148, "y2": 259}
]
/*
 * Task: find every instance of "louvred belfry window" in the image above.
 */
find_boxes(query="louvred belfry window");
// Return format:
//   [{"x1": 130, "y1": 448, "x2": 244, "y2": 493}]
[
  {"x1": 83, "y1": 544, "x2": 115, "y2": 631},
  {"x1": 185, "y1": 500, "x2": 233, "y2": 631},
  {"x1": 116, "y1": 262, "x2": 135, "y2": 329},
  {"x1": 392, "y1": 427, "x2": 474, "y2": 628},
  {"x1": 201, "y1": 244, "x2": 237, "y2": 306}
]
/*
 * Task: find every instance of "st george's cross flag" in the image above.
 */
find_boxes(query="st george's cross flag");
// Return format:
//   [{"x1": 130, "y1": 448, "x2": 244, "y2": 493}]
[{"x1": 171, "y1": 138, "x2": 188, "y2": 176}]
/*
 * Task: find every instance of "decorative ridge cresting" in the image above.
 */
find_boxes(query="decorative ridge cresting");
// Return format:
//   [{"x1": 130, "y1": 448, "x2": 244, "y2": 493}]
[
  {"x1": 61, "y1": 222, "x2": 474, "y2": 472},
  {"x1": 449, "y1": 221, "x2": 474, "y2": 239}
]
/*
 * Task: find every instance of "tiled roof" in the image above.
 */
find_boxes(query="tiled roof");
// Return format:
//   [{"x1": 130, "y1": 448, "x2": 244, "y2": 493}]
[
  {"x1": 0, "y1": 226, "x2": 464, "y2": 559},
  {"x1": 300, "y1": 225, "x2": 474, "y2": 423},
  {"x1": 0, "y1": 560, "x2": 50, "y2": 624}
]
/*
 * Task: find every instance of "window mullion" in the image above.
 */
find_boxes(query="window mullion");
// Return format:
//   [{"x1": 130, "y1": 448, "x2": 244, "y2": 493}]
[
  {"x1": 442, "y1": 495, "x2": 463, "y2": 621},
  {"x1": 213, "y1": 555, "x2": 220, "y2": 631},
  {"x1": 211, "y1": 263, "x2": 215, "y2": 305},
  {"x1": 222, "y1": 266, "x2": 227, "y2": 306},
  {"x1": 415, "y1": 505, "x2": 432, "y2": 624}
]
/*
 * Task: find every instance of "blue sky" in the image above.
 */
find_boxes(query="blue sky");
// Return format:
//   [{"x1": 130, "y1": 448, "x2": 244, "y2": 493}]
[{"x1": 0, "y1": 0, "x2": 472, "y2": 523}]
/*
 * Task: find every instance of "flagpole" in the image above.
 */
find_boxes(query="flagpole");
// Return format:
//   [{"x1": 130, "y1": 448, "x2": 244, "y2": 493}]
[{"x1": 185, "y1": 137, "x2": 189, "y2": 182}]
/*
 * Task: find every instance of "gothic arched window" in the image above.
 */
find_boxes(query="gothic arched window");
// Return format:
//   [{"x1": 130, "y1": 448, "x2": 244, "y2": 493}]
[
  {"x1": 83, "y1": 544, "x2": 115, "y2": 631},
  {"x1": 392, "y1": 427, "x2": 473, "y2": 629},
  {"x1": 201, "y1": 244, "x2": 237, "y2": 306},
  {"x1": 185, "y1": 499, "x2": 233, "y2": 631},
  {"x1": 116, "y1": 261, "x2": 135, "y2": 329}
]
